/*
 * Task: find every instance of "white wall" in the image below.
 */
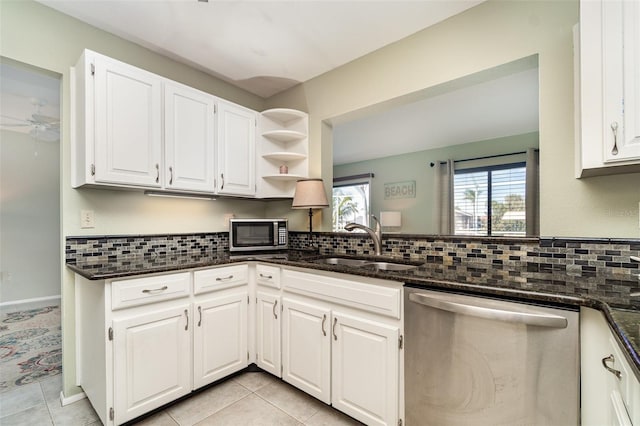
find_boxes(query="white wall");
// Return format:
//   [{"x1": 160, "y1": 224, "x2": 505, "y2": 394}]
[
  {"x1": 1, "y1": 0, "x2": 268, "y2": 397},
  {"x1": 266, "y1": 0, "x2": 640, "y2": 239},
  {"x1": 1, "y1": 130, "x2": 60, "y2": 303}
]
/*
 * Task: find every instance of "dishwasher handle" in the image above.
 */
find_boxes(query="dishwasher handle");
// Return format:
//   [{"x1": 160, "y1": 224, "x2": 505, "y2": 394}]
[{"x1": 409, "y1": 292, "x2": 568, "y2": 329}]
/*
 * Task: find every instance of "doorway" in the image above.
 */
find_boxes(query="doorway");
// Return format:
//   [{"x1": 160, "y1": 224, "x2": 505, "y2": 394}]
[{"x1": 0, "y1": 57, "x2": 62, "y2": 392}]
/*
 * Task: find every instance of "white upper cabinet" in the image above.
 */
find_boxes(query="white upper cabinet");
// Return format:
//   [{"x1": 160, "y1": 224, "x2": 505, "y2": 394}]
[
  {"x1": 164, "y1": 82, "x2": 216, "y2": 193},
  {"x1": 216, "y1": 99, "x2": 257, "y2": 197},
  {"x1": 75, "y1": 51, "x2": 163, "y2": 188},
  {"x1": 576, "y1": 0, "x2": 640, "y2": 177}
]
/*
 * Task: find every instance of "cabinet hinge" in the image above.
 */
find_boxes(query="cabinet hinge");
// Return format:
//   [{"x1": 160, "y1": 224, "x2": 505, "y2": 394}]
[
  {"x1": 281, "y1": 364, "x2": 283, "y2": 375},
  {"x1": 108, "y1": 327, "x2": 113, "y2": 341},
  {"x1": 247, "y1": 295, "x2": 250, "y2": 304},
  {"x1": 398, "y1": 335, "x2": 403, "y2": 350},
  {"x1": 398, "y1": 419, "x2": 402, "y2": 426},
  {"x1": 214, "y1": 104, "x2": 217, "y2": 114},
  {"x1": 90, "y1": 163, "x2": 95, "y2": 176},
  {"x1": 90, "y1": 63, "x2": 95, "y2": 76},
  {"x1": 109, "y1": 407, "x2": 114, "y2": 421}
]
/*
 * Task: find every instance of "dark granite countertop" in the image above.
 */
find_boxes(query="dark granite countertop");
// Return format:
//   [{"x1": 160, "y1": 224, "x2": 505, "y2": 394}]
[{"x1": 66, "y1": 250, "x2": 640, "y2": 379}]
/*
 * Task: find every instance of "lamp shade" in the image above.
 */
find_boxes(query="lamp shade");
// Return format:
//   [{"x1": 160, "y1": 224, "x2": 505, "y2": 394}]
[{"x1": 292, "y1": 179, "x2": 329, "y2": 209}]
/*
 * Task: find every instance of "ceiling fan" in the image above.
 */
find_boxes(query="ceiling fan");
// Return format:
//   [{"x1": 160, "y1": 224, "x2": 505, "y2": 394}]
[{"x1": 0, "y1": 98, "x2": 60, "y2": 142}]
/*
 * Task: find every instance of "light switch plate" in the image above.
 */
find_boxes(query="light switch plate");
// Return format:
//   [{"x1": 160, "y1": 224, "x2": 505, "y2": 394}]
[{"x1": 80, "y1": 210, "x2": 95, "y2": 228}]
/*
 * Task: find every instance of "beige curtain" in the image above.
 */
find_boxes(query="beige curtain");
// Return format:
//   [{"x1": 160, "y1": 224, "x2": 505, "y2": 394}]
[
  {"x1": 525, "y1": 148, "x2": 540, "y2": 236},
  {"x1": 433, "y1": 159, "x2": 454, "y2": 234}
]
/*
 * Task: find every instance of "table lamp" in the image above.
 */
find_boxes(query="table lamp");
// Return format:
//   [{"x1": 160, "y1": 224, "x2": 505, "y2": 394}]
[{"x1": 292, "y1": 178, "x2": 329, "y2": 251}]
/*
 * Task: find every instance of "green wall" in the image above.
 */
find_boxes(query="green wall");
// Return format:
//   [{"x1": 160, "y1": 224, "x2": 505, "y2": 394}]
[{"x1": 334, "y1": 133, "x2": 538, "y2": 234}]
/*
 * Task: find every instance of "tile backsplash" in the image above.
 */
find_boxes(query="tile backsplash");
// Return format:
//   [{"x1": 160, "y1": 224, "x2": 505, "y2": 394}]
[{"x1": 67, "y1": 231, "x2": 640, "y2": 277}]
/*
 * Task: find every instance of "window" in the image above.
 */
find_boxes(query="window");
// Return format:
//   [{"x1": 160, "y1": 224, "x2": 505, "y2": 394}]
[
  {"x1": 332, "y1": 179, "x2": 371, "y2": 232},
  {"x1": 454, "y1": 163, "x2": 526, "y2": 236}
]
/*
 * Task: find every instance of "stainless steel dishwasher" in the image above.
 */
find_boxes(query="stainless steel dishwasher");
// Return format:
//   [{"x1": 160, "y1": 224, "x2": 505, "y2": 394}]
[{"x1": 404, "y1": 287, "x2": 579, "y2": 425}]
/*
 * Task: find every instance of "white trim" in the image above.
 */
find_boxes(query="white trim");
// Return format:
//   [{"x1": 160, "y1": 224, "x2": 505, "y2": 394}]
[
  {"x1": 60, "y1": 390, "x2": 87, "y2": 406},
  {"x1": 0, "y1": 295, "x2": 61, "y2": 307}
]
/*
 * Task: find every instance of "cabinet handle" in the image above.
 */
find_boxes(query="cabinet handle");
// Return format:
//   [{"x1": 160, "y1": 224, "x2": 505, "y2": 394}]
[
  {"x1": 220, "y1": 173, "x2": 224, "y2": 190},
  {"x1": 184, "y1": 309, "x2": 189, "y2": 331},
  {"x1": 169, "y1": 166, "x2": 173, "y2": 185},
  {"x1": 611, "y1": 122, "x2": 619, "y2": 156},
  {"x1": 142, "y1": 285, "x2": 168, "y2": 294},
  {"x1": 322, "y1": 314, "x2": 327, "y2": 336},
  {"x1": 273, "y1": 300, "x2": 278, "y2": 320},
  {"x1": 602, "y1": 354, "x2": 622, "y2": 379},
  {"x1": 155, "y1": 163, "x2": 159, "y2": 183},
  {"x1": 215, "y1": 275, "x2": 234, "y2": 281},
  {"x1": 260, "y1": 273, "x2": 273, "y2": 280},
  {"x1": 198, "y1": 306, "x2": 202, "y2": 327},
  {"x1": 332, "y1": 317, "x2": 338, "y2": 341}
]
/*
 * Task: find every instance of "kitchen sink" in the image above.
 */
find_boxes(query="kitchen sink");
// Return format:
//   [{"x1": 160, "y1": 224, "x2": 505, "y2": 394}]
[
  {"x1": 312, "y1": 257, "x2": 418, "y2": 271},
  {"x1": 313, "y1": 257, "x2": 370, "y2": 267},
  {"x1": 360, "y1": 262, "x2": 418, "y2": 271}
]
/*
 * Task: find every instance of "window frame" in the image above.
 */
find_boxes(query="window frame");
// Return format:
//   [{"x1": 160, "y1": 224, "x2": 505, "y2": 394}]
[
  {"x1": 332, "y1": 176, "x2": 372, "y2": 232},
  {"x1": 453, "y1": 161, "x2": 526, "y2": 237}
]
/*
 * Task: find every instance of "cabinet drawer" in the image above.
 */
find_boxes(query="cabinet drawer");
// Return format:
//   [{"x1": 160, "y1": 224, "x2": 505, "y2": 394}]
[
  {"x1": 111, "y1": 272, "x2": 190, "y2": 310},
  {"x1": 282, "y1": 269, "x2": 401, "y2": 319},
  {"x1": 194, "y1": 264, "x2": 248, "y2": 294},
  {"x1": 256, "y1": 264, "x2": 281, "y2": 289}
]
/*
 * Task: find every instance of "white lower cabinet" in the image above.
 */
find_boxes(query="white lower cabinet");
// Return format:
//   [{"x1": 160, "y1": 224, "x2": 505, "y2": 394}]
[
  {"x1": 282, "y1": 297, "x2": 331, "y2": 403},
  {"x1": 76, "y1": 264, "x2": 249, "y2": 426},
  {"x1": 256, "y1": 290, "x2": 281, "y2": 377},
  {"x1": 112, "y1": 304, "x2": 192, "y2": 424},
  {"x1": 331, "y1": 311, "x2": 399, "y2": 426},
  {"x1": 581, "y1": 307, "x2": 640, "y2": 426},
  {"x1": 193, "y1": 291, "x2": 248, "y2": 388},
  {"x1": 280, "y1": 268, "x2": 402, "y2": 426}
]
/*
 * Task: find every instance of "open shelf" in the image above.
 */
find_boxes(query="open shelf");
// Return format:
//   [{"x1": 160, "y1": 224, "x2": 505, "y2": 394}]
[
  {"x1": 262, "y1": 108, "x2": 307, "y2": 125},
  {"x1": 262, "y1": 152, "x2": 307, "y2": 162},
  {"x1": 262, "y1": 174, "x2": 305, "y2": 181},
  {"x1": 262, "y1": 129, "x2": 306, "y2": 143}
]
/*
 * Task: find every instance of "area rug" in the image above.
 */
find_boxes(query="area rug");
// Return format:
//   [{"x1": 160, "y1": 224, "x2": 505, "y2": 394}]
[{"x1": 0, "y1": 304, "x2": 62, "y2": 393}]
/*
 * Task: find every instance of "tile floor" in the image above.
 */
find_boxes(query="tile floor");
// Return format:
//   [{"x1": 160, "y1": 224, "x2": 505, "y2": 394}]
[{"x1": 0, "y1": 370, "x2": 363, "y2": 425}]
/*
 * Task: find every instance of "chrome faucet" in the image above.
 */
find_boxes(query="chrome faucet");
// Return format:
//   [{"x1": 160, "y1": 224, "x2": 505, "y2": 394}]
[{"x1": 344, "y1": 215, "x2": 383, "y2": 256}]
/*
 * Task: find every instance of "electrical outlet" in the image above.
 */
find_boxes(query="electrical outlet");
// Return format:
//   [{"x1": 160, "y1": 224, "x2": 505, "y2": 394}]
[
  {"x1": 223, "y1": 213, "x2": 235, "y2": 228},
  {"x1": 80, "y1": 209, "x2": 95, "y2": 228}
]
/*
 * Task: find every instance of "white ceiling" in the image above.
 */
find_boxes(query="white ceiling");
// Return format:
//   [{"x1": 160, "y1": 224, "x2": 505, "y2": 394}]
[
  {"x1": 0, "y1": 61, "x2": 61, "y2": 139},
  {"x1": 37, "y1": 0, "x2": 483, "y2": 98},
  {"x1": 332, "y1": 67, "x2": 539, "y2": 165}
]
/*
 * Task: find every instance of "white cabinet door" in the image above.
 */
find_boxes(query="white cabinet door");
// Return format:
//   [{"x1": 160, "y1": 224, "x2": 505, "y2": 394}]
[
  {"x1": 193, "y1": 291, "x2": 248, "y2": 388},
  {"x1": 112, "y1": 304, "x2": 191, "y2": 424},
  {"x1": 93, "y1": 54, "x2": 162, "y2": 187},
  {"x1": 282, "y1": 297, "x2": 331, "y2": 403},
  {"x1": 601, "y1": 0, "x2": 640, "y2": 163},
  {"x1": 256, "y1": 291, "x2": 281, "y2": 377},
  {"x1": 164, "y1": 82, "x2": 216, "y2": 193},
  {"x1": 216, "y1": 100, "x2": 256, "y2": 196},
  {"x1": 331, "y1": 311, "x2": 399, "y2": 426}
]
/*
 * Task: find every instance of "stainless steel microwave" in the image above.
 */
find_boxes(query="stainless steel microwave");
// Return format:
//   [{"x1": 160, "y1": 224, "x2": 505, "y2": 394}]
[{"x1": 229, "y1": 219, "x2": 288, "y2": 252}]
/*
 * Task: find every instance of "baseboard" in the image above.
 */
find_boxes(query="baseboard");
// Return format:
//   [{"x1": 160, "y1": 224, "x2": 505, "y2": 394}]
[
  {"x1": 60, "y1": 390, "x2": 86, "y2": 406},
  {"x1": 0, "y1": 295, "x2": 61, "y2": 308}
]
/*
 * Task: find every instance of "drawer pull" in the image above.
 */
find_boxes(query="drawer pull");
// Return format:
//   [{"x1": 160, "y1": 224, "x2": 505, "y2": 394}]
[
  {"x1": 142, "y1": 286, "x2": 168, "y2": 294},
  {"x1": 602, "y1": 354, "x2": 622, "y2": 379},
  {"x1": 273, "y1": 300, "x2": 278, "y2": 319},
  {"x1": 260, "y1": 273, "x2": 273, "y2": 280},
  {"x1": 215, "y1": 275, "x2": 234, "y2": 281}
]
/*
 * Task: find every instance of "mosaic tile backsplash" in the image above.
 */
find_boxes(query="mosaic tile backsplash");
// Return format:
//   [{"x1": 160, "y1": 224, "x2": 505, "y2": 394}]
[{"x1": 65, "y1": 232, "x2": 638, "y2": 276}]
